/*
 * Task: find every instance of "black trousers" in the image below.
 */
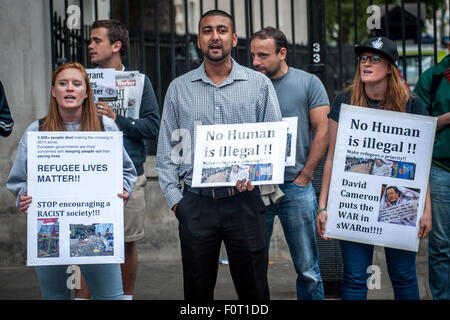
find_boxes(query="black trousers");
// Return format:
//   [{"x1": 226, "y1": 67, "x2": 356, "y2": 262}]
[{"x1": 175, "y1": 188, "x2": 270, "y2": 300}]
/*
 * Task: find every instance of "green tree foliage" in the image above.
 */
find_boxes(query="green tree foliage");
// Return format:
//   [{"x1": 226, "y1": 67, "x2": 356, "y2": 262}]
[{"x1": 326, "y1": 0, "x2": 447, "y2": 45}]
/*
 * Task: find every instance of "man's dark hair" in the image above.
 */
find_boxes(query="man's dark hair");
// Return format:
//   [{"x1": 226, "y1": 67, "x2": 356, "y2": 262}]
[
  {"x1": 92, "y1": 19, "x2": 129, "y2": 56},
  {"x1": 386, "y1": 186, "x2": 401, "y2": 196},
  {"x1": 251, "y1": 26, "x2": 288, "y2": 54},
  {"x1": 198, "y1": 9, "x2": 235, "y2": 33}
]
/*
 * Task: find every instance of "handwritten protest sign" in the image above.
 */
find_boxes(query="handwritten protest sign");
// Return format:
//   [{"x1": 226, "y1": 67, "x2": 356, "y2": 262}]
[
  {"x1": 192, "y1": 121, "x2": 288, "y2": 187},
  {"x1": 86, "y1": 68, "x2": 117, "y2": 102},
  {"x1": 324, "y1": 104, "x2": 436, "y2": 251},
  {"x1": 26, "y1": 132, "x2": 124, "y2": 266}
]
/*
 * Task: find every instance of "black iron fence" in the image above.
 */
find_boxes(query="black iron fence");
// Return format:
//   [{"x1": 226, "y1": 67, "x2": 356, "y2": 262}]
[
  {"x1": 50, "y1": 0, "x2": 449, "y2": 104},
  {"x1": 50, "y1": 0, "x2": 449, "y2": 297}
]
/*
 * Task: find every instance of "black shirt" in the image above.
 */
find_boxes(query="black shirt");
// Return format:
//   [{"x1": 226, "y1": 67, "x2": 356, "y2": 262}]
[{"x1": 328, "y1": 91, "x2": 429, "y2": 122}]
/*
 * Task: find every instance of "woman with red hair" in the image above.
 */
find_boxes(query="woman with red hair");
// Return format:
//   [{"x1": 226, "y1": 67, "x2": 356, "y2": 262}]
[
  {"x1": 316, "y1": 37, "x2": 432, "y2": 300},
  {"x1": 7, "y1": 62, "x2": 136, "y2": 300}
]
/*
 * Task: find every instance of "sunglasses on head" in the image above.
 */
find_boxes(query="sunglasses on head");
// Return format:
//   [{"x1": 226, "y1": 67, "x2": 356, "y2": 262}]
[{"x1": 357, "y1": 55, "x2": 384, "y2": 64}]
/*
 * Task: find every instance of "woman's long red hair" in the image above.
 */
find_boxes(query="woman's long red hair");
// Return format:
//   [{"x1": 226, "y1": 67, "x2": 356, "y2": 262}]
[
  {"x1": 41, "y1": 62, "x2": 101, "y2": 131},
  {"x1": 347, "y1": 63, "x2": 410, "y2": 112}
]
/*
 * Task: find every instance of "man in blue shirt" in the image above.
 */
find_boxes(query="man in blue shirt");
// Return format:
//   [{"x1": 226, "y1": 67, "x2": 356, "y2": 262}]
[
  {"x1": 251, "y1": 27, "x2": 329, "y2": 300},
  {"x1": 157, "y1": 10, "x2": 282, "y2": 300}
]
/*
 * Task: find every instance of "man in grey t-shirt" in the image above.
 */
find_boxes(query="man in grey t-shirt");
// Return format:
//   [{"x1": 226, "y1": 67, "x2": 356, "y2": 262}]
[{"x1": 251, "y1": 27, "x2": 329, "y2": 300}]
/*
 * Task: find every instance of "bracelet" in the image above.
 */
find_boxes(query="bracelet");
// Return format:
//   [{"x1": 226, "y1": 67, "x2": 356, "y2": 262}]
[{"x1": 316, "y1": 207, "x2": 327, "y2": 214}]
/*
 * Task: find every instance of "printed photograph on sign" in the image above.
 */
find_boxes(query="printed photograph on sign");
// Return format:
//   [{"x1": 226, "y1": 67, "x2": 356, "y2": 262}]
[
  {"x1": 344, "y1": 156, "x2": 376, "y2": 174},
  {"x1": 283, "y1": 117, "x2": 298, "y2": 166},
  {"x1": 37, "y1": 218, "x2": 60, "y2": 258},
  {"x1": 344, "y1": 155, "x2": 416, "y2": 180},
  {"x1": 201, "y1": 163, "x2": 273, "y2": 184},
  {"x1": 70, "y1": 223, "x2": 114, "y2": 257},
  {"x1": 390, "y1": 161, "x2": 416, "y2": 180},
  {"x1": 285, "y1": 127, "x2": 293, "y2": 159},
  {"x1": 248, "y1": 164, "x2": 273, "y2": 182},
  {"x1": 378, "y1": 185, "x2": 420, "y2": 227}
]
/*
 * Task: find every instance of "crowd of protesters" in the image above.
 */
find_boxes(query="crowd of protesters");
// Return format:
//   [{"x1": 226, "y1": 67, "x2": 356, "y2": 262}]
[{"x1": 4, "y1": 10, "x2": 449, "y2": 300}]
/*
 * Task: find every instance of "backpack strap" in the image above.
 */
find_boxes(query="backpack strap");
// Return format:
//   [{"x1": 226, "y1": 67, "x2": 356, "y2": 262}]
[
  {"x1": 405, "y1": 97, "x2": 413, "y2": 113},
  {"x1": 38, "y1": 118, "x2": 45, "y2": 131},
  {"x1": 428, "y1": 72, "x2": 444, "y2": 113}
]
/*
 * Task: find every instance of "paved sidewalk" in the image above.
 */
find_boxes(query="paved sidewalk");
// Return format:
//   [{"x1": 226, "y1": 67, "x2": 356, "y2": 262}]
[
  {"x1": 0, "y1": 260, "x2": 298, "y2": 300},
  {"x1": 0, "y1": 257, "x2": 431, "y2": 300}
]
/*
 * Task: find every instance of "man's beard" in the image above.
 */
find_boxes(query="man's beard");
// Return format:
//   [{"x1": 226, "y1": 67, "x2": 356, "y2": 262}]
[
  {"x1": 255, "y1": 62, "x2": 281, "y2": 79},
  {"x1": 258, "y1": 67, "x2": 275, "y2": 78},
  {"x1": 202, "y1": 43, "x2": 231, "y2": 62}
]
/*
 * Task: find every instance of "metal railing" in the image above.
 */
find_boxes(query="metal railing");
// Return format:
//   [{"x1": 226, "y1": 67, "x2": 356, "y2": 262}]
[{"x1": 50, "y1": 0, "x2": 449, "y2": 103}]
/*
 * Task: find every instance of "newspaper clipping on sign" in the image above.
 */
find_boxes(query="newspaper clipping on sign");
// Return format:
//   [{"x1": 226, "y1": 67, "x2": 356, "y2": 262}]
[
  {"x1": 110, "y1": 71, "x2": 145, "y2": 119},
  {"x1": 86, "y1": 68, "x2": 117, "y2": 102},
  {"x1": 324, "y1": 104, "x2": 436, "y2": 251},
  {"x1": 26, "y1": 131, "x2": 124, "y2": 266},
  {"x1": 192, "y1": 121, "x2": 288, "y2": 187}
]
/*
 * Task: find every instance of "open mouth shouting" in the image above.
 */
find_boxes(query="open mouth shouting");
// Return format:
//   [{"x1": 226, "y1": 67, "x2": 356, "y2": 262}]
[
  {"x1": 64, "y1": 95, "x2": 77, "y2": 102},
  {"x1": 209, "y1": 43, "x2": 223, "y2": 53}
]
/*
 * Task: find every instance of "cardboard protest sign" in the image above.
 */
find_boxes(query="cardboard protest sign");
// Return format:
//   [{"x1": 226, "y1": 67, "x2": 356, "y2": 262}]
[
  {"x1": 192, "y1": 121, "x2": 288, "y2": 187},
  {"x1": 26, "y1": 132, "x2": 124, "y2": 266},
  {"x1": 86, "y1": 68, "x2": 117, "y2": 102},
  {"x1": 324, "y1": 104, "x2": 436, "y2": 251},
  {"x1": 110, "y1": 71, "x2": 145, "y2": 119}
]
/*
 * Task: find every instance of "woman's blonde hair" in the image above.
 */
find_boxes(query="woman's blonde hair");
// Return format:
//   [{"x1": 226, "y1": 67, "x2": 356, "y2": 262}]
[
  {"x1": 348, "y1": 62, "x2": 410, "y2": 112},
  {"x1": 41, "y1": 62, "x2": 101, "y2": 131}
]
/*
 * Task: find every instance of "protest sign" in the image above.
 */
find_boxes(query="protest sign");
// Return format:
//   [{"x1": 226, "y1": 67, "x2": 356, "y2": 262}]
[
  {"x1": 324, "y1": 104, "x2": 436, "y2": 251},
  {"x1": 109, "y1": 71, "x2": 145, "y2": 119},
  {"x1": 191, "y1": 121, "x2": 287, "y2": 187},
  {"x1": 86, "y1": 68, "x2": 117, "y2": 102},
  {"x1": 26, "y1": 132, "x2": 124, "y2": 266},
  {"x1": 284, "y1": 117, "x2": 298, "y2": 167}
]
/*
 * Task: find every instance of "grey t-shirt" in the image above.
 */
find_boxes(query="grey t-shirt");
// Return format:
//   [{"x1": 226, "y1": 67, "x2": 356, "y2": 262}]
[{"x1": 271, "y1": 67, "x2": 329, "y2": 181}]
